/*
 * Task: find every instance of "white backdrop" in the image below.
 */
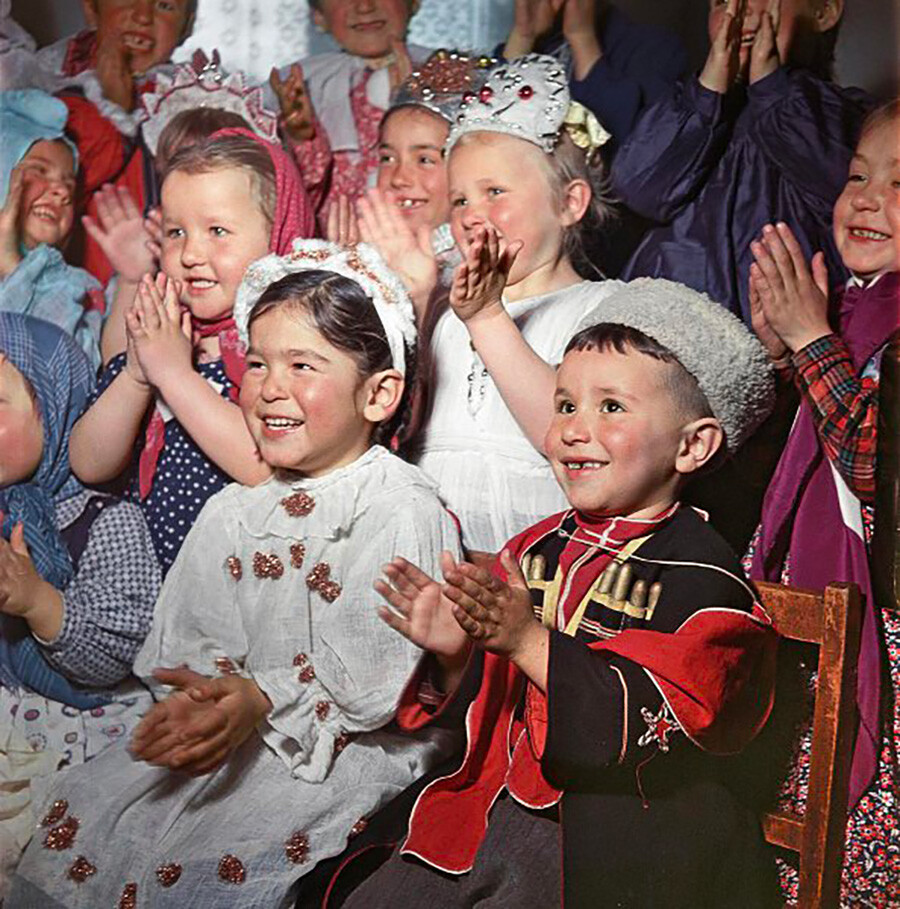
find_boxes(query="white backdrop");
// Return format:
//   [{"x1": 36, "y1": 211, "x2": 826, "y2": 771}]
[{"x1": 176, "y1": 0, "x2": 516, "y2": 79}]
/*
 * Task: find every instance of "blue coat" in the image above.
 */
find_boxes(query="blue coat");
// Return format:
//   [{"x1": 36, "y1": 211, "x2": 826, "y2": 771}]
[{"x1": 612, "y1": 67, "x2": 873, "y2": 321}]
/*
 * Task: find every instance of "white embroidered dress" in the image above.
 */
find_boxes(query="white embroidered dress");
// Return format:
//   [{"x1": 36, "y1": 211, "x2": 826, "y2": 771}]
[
  {"x1": 418, "y1": 279, "x2": 624, "y2": 552},
  {"x1": 15, "y1": 447, "x2": 461, "y2": 908}
]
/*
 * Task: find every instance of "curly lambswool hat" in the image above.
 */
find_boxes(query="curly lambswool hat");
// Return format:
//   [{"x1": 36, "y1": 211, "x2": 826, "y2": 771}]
[{"x1": 574, "y1": 278, "x2": 776, "y2": 452}]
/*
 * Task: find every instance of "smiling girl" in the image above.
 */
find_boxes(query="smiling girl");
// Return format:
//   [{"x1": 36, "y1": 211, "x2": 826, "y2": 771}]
[
  {"x1": 0, "y1": 91, "x2": 103, "y2": 369},
  {"x1": 10, "y1": 241, "x2": 461, "y2": 909},
  {"x1": 407, "y1": 55, "x2": 623, "y2": 555},
  {"x1": 69, "y1": 130, "x2": 314, "y2": 572}
]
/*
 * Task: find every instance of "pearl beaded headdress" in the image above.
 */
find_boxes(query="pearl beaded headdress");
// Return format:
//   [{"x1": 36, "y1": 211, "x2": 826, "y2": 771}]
[
  {"x1": 390, "y1": 48, "x2": 496, "y2": 124},
  {"x1": 234, "y1": 240, "x2": 417, "y2": 377},
  {"x1": 446, "y1": 54, "x2": 610, "y2": 157}
]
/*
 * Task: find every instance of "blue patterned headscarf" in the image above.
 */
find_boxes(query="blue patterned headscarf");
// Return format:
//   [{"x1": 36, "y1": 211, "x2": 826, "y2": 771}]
[{"x1": 0, "y1": 313, "x2": 106, "y2": 706}]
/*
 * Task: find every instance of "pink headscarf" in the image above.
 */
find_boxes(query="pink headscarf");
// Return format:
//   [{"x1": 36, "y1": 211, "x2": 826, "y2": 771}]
[{"x1": 138, "y1": 128, "x2": 316, "y2": 499}]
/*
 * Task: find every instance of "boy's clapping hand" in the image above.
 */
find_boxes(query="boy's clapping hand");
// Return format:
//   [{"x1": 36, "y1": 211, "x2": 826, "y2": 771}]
[{"x1": 445, "y1": 551, "x2": 550, "y2": 690}]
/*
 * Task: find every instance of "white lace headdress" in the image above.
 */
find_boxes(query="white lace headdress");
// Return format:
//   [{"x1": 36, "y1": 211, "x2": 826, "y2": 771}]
[
  {"x1": 139, "y1": 50, "x2": 278, "y2": 156},
  {"x1": 234, "y1": 240, "x2": 417, "y2": 376}
]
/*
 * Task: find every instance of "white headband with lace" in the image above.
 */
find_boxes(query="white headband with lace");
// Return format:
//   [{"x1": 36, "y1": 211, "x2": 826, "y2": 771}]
[{"x1": 234, "y1": 240, "x2": 417, "y2": 376}]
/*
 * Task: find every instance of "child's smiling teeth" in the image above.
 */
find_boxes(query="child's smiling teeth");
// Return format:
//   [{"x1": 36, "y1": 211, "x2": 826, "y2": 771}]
[
  {"x1": 398, "y1": 198, "x2": 425, "y2": 209},
  {"x1": 264, "y1": 417, "x2": 303, "y2": 430},
  {"x1": 31, "y1": 205, "x2": 59, "y2": 222},
  {"x1": 122, "y1": 33, "x2": 153, "y2": 52},
  {"x1": 565, "y1": 460, "x2": 604, "y2": 471},
  {"x1": 849, "y1": 228, "x2": 889, "y2": 240},
  {"x1": 188, "y1": 278, "x2": 216, "y2": 289}
]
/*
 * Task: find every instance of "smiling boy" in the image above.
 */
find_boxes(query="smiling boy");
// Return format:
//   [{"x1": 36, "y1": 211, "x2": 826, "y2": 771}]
[{"x1": 346, "y1": 278, "x2": 781, "y2": 908}]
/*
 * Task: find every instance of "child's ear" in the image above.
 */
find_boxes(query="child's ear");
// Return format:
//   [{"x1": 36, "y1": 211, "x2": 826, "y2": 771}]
[
  {"x1": 813, "y1": 0, "x2": 843, "y2": 32},
  {"x1": 362, "y1": 369, "x2": 405, "y2": 425},
  {"x1": 560, "y1": 178, "x2": 591, "y2": 227},
  {"x1": 81, "y1": 0, "x2": 99, "y2": 29},
  {"x1": 675, "y1": 418, "x2": 724, "y2": 476}
]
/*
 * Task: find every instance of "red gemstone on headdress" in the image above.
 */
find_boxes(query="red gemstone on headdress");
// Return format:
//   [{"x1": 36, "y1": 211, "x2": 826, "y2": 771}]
[
  {"x1": 518, "y1": 85, "x2": 534, "y2": 99},
  {"x1": 333, "y1": 732, "x2": 352, "y2": 756},
  {"x1": 155, "y1": 862, "x2": 182, "y2": 887},
  {"x1": 285, "y1": 831, "x2": 310, "y2": 864},
  {"x1": 43, "y1": 816, "x2": 79, "y2": 850},
  {"x1": 290, "y1": 542, "x2": 306, "y2": 570},
  {"x1": 462, "y1": 90, "x2": 476, "y2": 103},
  {"x1": 40, "y1": 799, "x2": 68, "y2": 827},
  {"x1": 349, "y1": 817, "x2": 369, "y2": 838},
  {"x1": 315, "y1": 700, "x2": 331, "y2": 721},
  {"x1": 118, "y1": 883, "x2": 138, "y2": 909},
  {"x1": 478, "y1": 86, "x2": 493, "y2": 102},
  {"x1": 292, "y1": 652, "x2": 308, "y2": 667},
  {"x1": 298, "y1": 664, "x2": 316, "y2": 684},
  {"x1": 218, "y1": 854, "x2": 246, "y2": 884},
  {"x1": 67, "y1": 856, "x2": 97, "y2": 883}
]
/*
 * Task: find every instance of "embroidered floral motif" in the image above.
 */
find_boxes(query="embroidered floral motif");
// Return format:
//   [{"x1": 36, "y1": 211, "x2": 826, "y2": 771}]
[
  {"x1": 349, "y1": 817, "x2": 368, "y2": 838},
  {"x1": 226, "y1": 556, "x2": 242, "y2": 580},
  {"x1": 284, "y1": 831, "x2": 310, "y2": 864},
  {"x1": 290, "y1": 542, "x2": 306, "y2": 570},
  {"x1": 315, "y1": 700, "x2": 330, "y2": 720},
  {"x1": 118, "y1": 882, "x2": 138, "y2": 909},
  {"x1": 298, "y1": 664, "x2": 316, "y2": 684},
  {"x1": 218, "y1": 854, "x2": 246, "y2": 884},
  {"x1": 281, "y1": 491, "x2": 316, "y2": 517},
  {"x1": 40, "y1": 799, "x2": 68, "y2": 827},
  {"x1": 67, "y1": 856, "x2": 97, "y2": 883},
  {"x1": 43, "y1": 816, "x2": 79, "y2": 850},
  {"x1": 306, "y1": 562, "x2": 341, "y2": 602},
  {"x1": 155, "y1": 862, "x2": 182, "y2": 887},
  {"x1": 215, "y1": 656, "x2": 239, "y2": 675},
  {"x1": 253, "y1": 552, "x2": 285, "y2": 579},
  {"x1": 637, "y1": 703, "x2": 679, "y2": 753}
]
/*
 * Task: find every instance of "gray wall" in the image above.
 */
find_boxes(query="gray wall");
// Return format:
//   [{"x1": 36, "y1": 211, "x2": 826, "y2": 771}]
[{"x1": 10, "y1": 0, "x2": 898, "y2": 97}]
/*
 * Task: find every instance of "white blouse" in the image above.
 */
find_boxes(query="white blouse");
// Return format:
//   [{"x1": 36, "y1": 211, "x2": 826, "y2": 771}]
[
  {"x1": 19, "y1": 446, "x2": 462, "y2": 908},
  {"x1": 418, "y1": 279, "x2": 624, "y2": 552}
]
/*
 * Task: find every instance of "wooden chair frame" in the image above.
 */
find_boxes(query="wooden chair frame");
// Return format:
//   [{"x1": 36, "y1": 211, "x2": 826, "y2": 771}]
[{"x1": 756, "y1": 580, "x2": 862, "y2": 909}]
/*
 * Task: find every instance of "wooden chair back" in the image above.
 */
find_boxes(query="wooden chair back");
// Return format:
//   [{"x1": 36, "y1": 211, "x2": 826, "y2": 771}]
[{"x1": 755, "y1": 580, "x2": 862, "y2": 909}]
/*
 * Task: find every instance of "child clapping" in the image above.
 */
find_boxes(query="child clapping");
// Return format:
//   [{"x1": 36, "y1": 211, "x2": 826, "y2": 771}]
[{"x1": 0, "y1": 91, "x2": 102, "y2": 369}]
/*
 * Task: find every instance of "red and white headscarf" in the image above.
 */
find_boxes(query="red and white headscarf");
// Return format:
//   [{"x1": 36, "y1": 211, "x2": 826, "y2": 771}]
[{"x1": 138, "y1": 128, "x2": 315, "y2": 498}]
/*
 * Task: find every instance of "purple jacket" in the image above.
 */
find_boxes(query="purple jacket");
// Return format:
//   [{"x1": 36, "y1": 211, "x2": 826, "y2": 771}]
[{"x1": 612, "y1": 67, "x2": 872, "y2": 322}]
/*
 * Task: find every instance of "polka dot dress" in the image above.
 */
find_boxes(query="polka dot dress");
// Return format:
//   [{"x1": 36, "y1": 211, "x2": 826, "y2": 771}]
[{"x1": 94, "y1": 354, "x2": 234, "y2": 575}]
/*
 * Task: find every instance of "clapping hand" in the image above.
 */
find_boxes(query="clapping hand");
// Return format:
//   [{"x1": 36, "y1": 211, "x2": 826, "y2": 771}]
[
  {"x1": 700, "y1": 0, "x2": 746, "y2": 93},
  {"x1": 750, "y1": 222, "x2": 831, "y2": 354},
  {"x1": 270, "y1": 64, "x2": 316, "y2": 143},
  {"x1": 125, "y1": 273, "x2": 192, "y2": 387},
  {"x1": 82, "y1": 185, "x2": 159, "y2": 283},
  {"x1": 449, "y1": 226, "x2": 522, "y2": 325},
  {"x1": 132, "y1": 667, "x2": 270, "y2": 776}
]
